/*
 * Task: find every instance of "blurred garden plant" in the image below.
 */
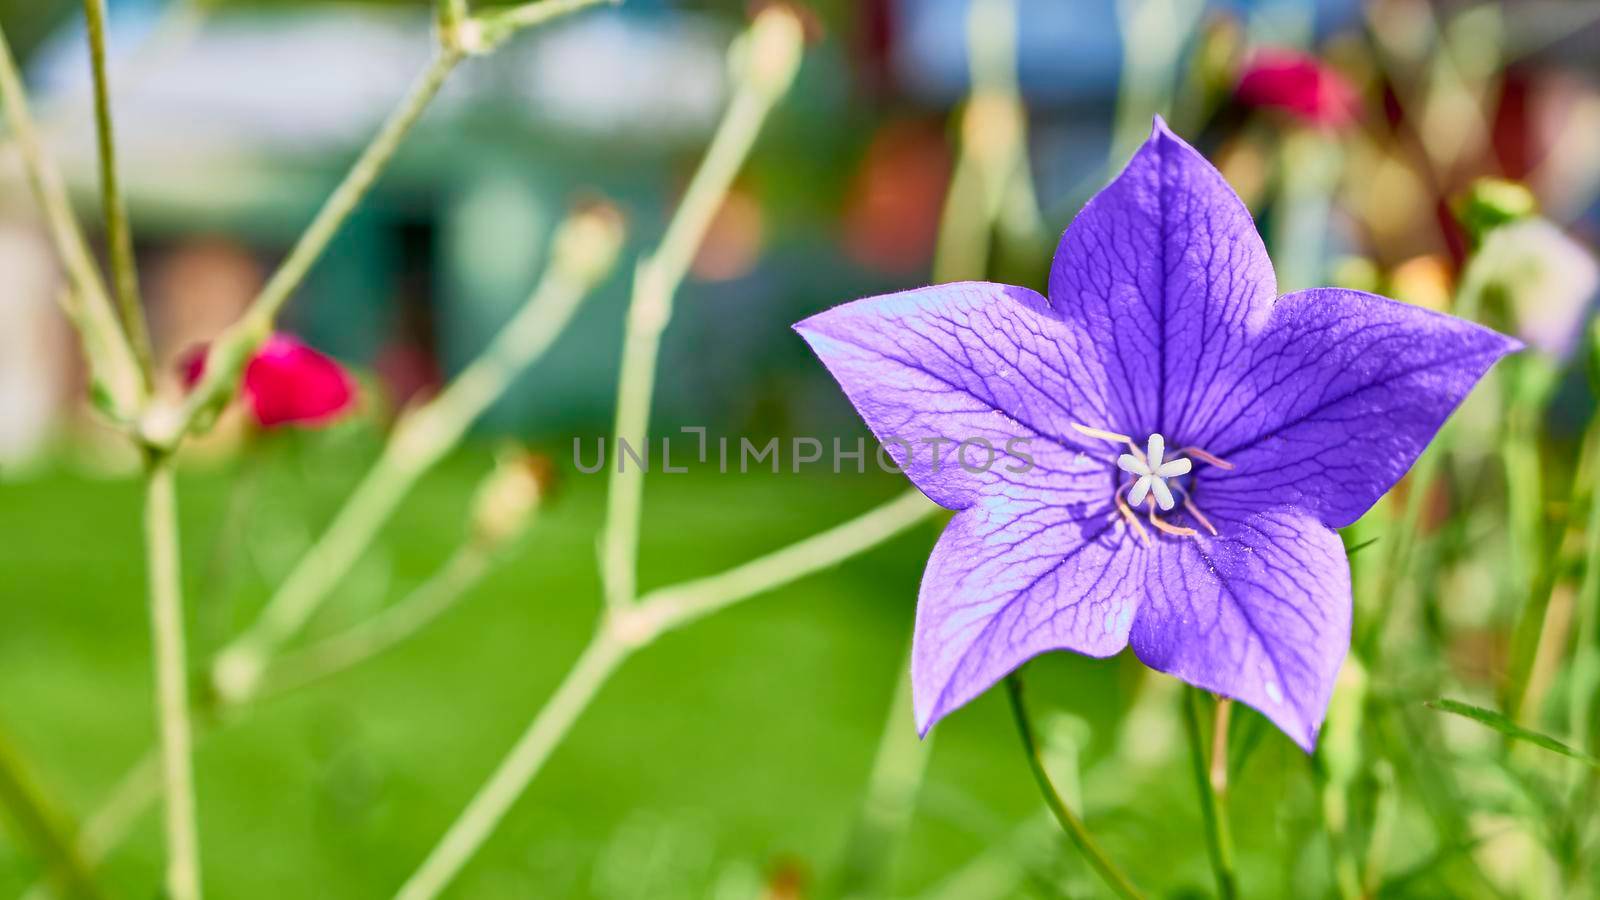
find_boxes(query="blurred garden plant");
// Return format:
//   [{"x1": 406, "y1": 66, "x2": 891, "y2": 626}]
[
  {"x1": 2, "y1": 2, "x2": 945, "y2": 899},
  {"x1": 4, "y1": 0, "x2": 1600, "y2": 898}
]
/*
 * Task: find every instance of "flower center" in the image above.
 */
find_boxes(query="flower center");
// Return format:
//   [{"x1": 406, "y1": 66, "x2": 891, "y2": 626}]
[
  {"x1": 1070, "y1": 423, "x2": 1235, "y2": 545},
  {"x1": 1116, "y1": 433, "x2": 1189, "y2": 511}
]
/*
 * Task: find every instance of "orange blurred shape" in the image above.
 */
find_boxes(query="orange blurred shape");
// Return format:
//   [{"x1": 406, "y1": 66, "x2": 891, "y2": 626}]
[
  {"x1": 1390, "y1": 254, "x2": 1454, "y2": 313},
  {"x1": 691, "y1": 186, "x2": 766, "y2": 282},
  {"x1": 842, "y1": 119, "x2": 952, "y2": 274}
]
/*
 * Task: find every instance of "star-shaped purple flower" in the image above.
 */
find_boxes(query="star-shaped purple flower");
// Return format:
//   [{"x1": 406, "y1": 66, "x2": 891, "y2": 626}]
[{"x1": 796, "y1": 119, "x2": 1520, "y2": 751}]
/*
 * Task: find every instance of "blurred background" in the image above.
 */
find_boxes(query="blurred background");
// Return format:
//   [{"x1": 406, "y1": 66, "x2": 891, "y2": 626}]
[{"x1": 2, "y1": 0, "x2": 1599, "y2": 897}]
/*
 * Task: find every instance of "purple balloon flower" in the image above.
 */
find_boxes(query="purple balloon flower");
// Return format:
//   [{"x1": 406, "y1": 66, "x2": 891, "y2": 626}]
[{"x1": 796, "y1": 119, "x2": 1520, "y2": 751}]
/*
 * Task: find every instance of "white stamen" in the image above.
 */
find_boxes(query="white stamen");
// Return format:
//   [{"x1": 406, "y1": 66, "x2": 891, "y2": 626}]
[
  {"x1": 1150, "y1": 477, "x2": 1174, "y2": 511},
  {"x1": 1157, "y1": 458, "x2": 1191, "y2": 478},
  {"x1": 1114, "y1": 432, "x2": 1186, "y2": 511},
  {"x1": 1129, "y1": 475, "x2": 1152, "y2": 507}
]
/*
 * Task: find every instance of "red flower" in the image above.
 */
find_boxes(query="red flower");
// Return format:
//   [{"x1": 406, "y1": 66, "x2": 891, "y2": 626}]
[
  {"x1": 1236, "y1": 49, "x2": 1358, "y2": 128},
  {"x1": 182, "y1": 333, "x2": 355, "y2": 428}
]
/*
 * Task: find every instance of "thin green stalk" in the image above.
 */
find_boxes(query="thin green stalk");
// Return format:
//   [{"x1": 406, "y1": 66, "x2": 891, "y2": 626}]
[
  {"x1": 1272, "y1": 129, "x2": 1343, "y2": 293},
  {"x1": 633, "y1": 489, "x2": 934, "y2": 630},
  {"x1": 42, "y1": 489, "x2": 932, "y2": 896},
  {"x1": 437, "y1": 0, "x2": 470, "y2": 31},
  {"x1": 1109, "y1": 0, "x2": 1203, "y2": 163},
  {"x1": 1003, "y1": 674, "x2": 1144, "y2": 900},
  {"x1": 155, "y1": 46, "x2": 462, "y2": 445},
  {"x1": 82, "y1": 0, "x2": 154, "y2": 379},
  {"x1": 473, "y1": 0, "x2": 620, "y2": 50},
  {"x1": 598, "y1": 9, "x2": 803, "y2": 611},
  {"x1": 0, "y1": 728, "x2": 104, "y2": 900},
  {"x1": 143, "y1": 458, "x2": 202, "y2": 900},
  {"x1": 932, "y1": 0, "x2": 1034, "y2": 284},
  {"x1": 397, "y1": 485, "x2": 931, "y2": 898},
  {"x1": 154, "y1": 0, "x2": 615, "y2": 447},
  {"x1": 259, "y1": 543, "x2": 491, "y2": 699},
  {"x1": 835, "y1": 643, "x2": 934, "y2": 899},
  {"x1": 209, "y1": 207, "x2": 620, "y2": 704},
  {"x1": 1182, "y1": 689, "x2": 1237, "y2": 900},
  {"x1": 20, "y1": 752, "x2": 160, "y2": 900},
  {"x1": 1567, "y1": 438, "x2": 1600, "y2": 757},
  {"x1": 394, "y1": 630, "x2": 628, "y2": 900},
  {"x1": 0, "y1": 22, "x2": 144, "y2": 418}
]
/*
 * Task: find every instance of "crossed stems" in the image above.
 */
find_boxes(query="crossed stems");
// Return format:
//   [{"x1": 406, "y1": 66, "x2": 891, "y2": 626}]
[
  {"x1": 13, "y1": 6, "x2": 850, "y2": 899},
  {"x1": 0, "y1": 1, "x2": 618, "y2": 897},
  {"x1": 1069, "y1": 422, "x2": 1233, "y2": 546}
]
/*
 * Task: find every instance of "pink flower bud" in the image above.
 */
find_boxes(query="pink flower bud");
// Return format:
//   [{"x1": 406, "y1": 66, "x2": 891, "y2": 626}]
[
  {"x1": 181, "y1": 333, "x2": 355, "y2": 428},
  {"x1": 1236, "y1": 49, "x2": 1358, "y2": 129}
]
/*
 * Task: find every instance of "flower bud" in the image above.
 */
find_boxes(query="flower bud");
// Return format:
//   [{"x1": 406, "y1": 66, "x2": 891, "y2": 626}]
[
  {"x1": 1454, "y1": 177, "x2": 1538, "y2": 244},
  {"x1": 469, "y1": 446, "x2": 555, "y2": 549},
  {"x1": 550, "y1": 200, "x2": 627, "y2": 290},
  {"x1": 732, "y1": 5, "x2": 805, "y2": 101},
  {"x1": 178, "y1": 332, "x2": 356, "y2": 430},
  {"x1": 1236, "y1": 48, "x2": 1358, "y2": 129}
]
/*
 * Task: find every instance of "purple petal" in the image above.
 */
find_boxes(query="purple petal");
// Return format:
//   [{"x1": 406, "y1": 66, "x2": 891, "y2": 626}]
[
  {"x1": 1129, "y1": 507, "x2": 1350, "y2": 751},
  {"x1": 795, "y1": 282, "x2": 1114, "y2": 510},
  {"x1": 1190, "y1": 288, "x2": 1522, "y2": 528},
  {"x1": 913, "y1": 504, "x2": 1136, "y2": 734},
  {"x1": 1047, "y1": 117, "x2": 1276, "y2": 439}
]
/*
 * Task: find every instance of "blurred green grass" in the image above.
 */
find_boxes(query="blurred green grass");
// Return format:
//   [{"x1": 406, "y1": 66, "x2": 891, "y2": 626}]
[{"x1": 0, "y1": 440, "x2": 1316, "y2": 898}]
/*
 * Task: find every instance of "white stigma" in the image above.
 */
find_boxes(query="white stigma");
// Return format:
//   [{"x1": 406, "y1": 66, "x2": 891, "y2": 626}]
[{"x1": 1116, "y1": 433, "x2": 1192, "y2": 511}]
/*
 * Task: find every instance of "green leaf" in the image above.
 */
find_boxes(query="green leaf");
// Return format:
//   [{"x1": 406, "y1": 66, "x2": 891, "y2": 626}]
[
  {"x1": 1426, "y1": 699, "x2": 1600, "y2": 768},
  {"x1": 1345, "y1": 536, "x2": 1380, "y2": 557}
]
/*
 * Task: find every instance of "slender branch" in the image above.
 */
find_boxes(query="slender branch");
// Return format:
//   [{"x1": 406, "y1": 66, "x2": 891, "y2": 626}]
[
  {"x1": 0, "y1": 727, "x2": 104, "y2": 900},
  {"x1": 0, "y1": 22, "x2": 144, "y2": 417},
  {"x1": 599, "y1": 7, "x2": 803, "y2": 610},
  {"x1": 834, "y1": 643, "x2": 933, "y2": 898},
  {"x1": 394, "y1": 631, "x2": 628, "y2": 900},
  {"x1": 1183, "y1": 689, "x2": 1237, "y2": 900},
  {"x1": 151, "y1": 46, "x2": 462, "y2": 445},
  {"x1": 634, "y1": 489, "x2": 936, "y2": 633},
  {"x1": 398, "y1": 480, "x2": 923, "y2": 897},
  {"x1": 209, "y1": 205, "x2": 621, "y2": 705},
  {"x1": 259, "y1": 544, "x2": 491, "y2": 699},
  {"x1": 472, "y1": 0, "x2": 621, "y2": 51},
  {"x1": 437, "y1": 0, "x2": 470, "y2": 32},
  {"x1": 1567, "y1": 428, "x2": 1600, "y2": 757},
  {"x1": 1003, "y1": 674, "x2": 1143, "y2": 900},
  {"x1": 82, "y1": 0, "x2": 153, "y2": 379},
  {"x1": 143, "y1": 459, "x2": 202, "y2": 900}
]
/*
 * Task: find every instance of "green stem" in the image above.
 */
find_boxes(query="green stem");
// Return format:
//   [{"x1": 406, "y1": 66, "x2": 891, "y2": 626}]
[
  {"x1": 398, "y1": 485, "x2": 928, "y2": 897},
  {"x1": 0, "y1": 727, "x2": 104, "y2": 900},
  {"x1": 474, "y1": 0, "x2": 619, "y2": 50},
  {"x1": 159, "y1": 0, "x2": 617, "y2": 447},
  {"x1": 82, "y1": 0, "x2": 154, "y2": 380},
  {"x1": 1003, "y1": 674, "x2": 1144, "y2": 900},
  {"x1": 834, "y1": 643, "x2": 933, "y2": 898},
  {"x1": 259, "y1": 544, "x2": 491, "y2": 699},
  {"x1": 598, "y1": 9, "x2": 802, "y2": 610},
  {"x1": 0, "y1": 21, "x2": 144, "y2": 417},
  {"x1": 1183, "y1": 689, "x2": 1237, "y2": 900},
  {"x1": 634, "y1": 489, "x2": 934, "y2": 630},
  {"x1": 1567, "y1": 433, "x2": 1600, "y2": 757},
  {"x1": 41, "y1": 489, "x2": 932, "y2": 897},
  {"x1": 395, "y1": 630, "x2": 628, "y2": 900},
  {"x1": 143, "y1": 458, "x2": 202, "y2": 900},
  {"x1": 156, "y1": 46, "x2": 463, "y2": 445},
  {"x1": 209, "y1": 207, "x2": 617, "y2": 704}
]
